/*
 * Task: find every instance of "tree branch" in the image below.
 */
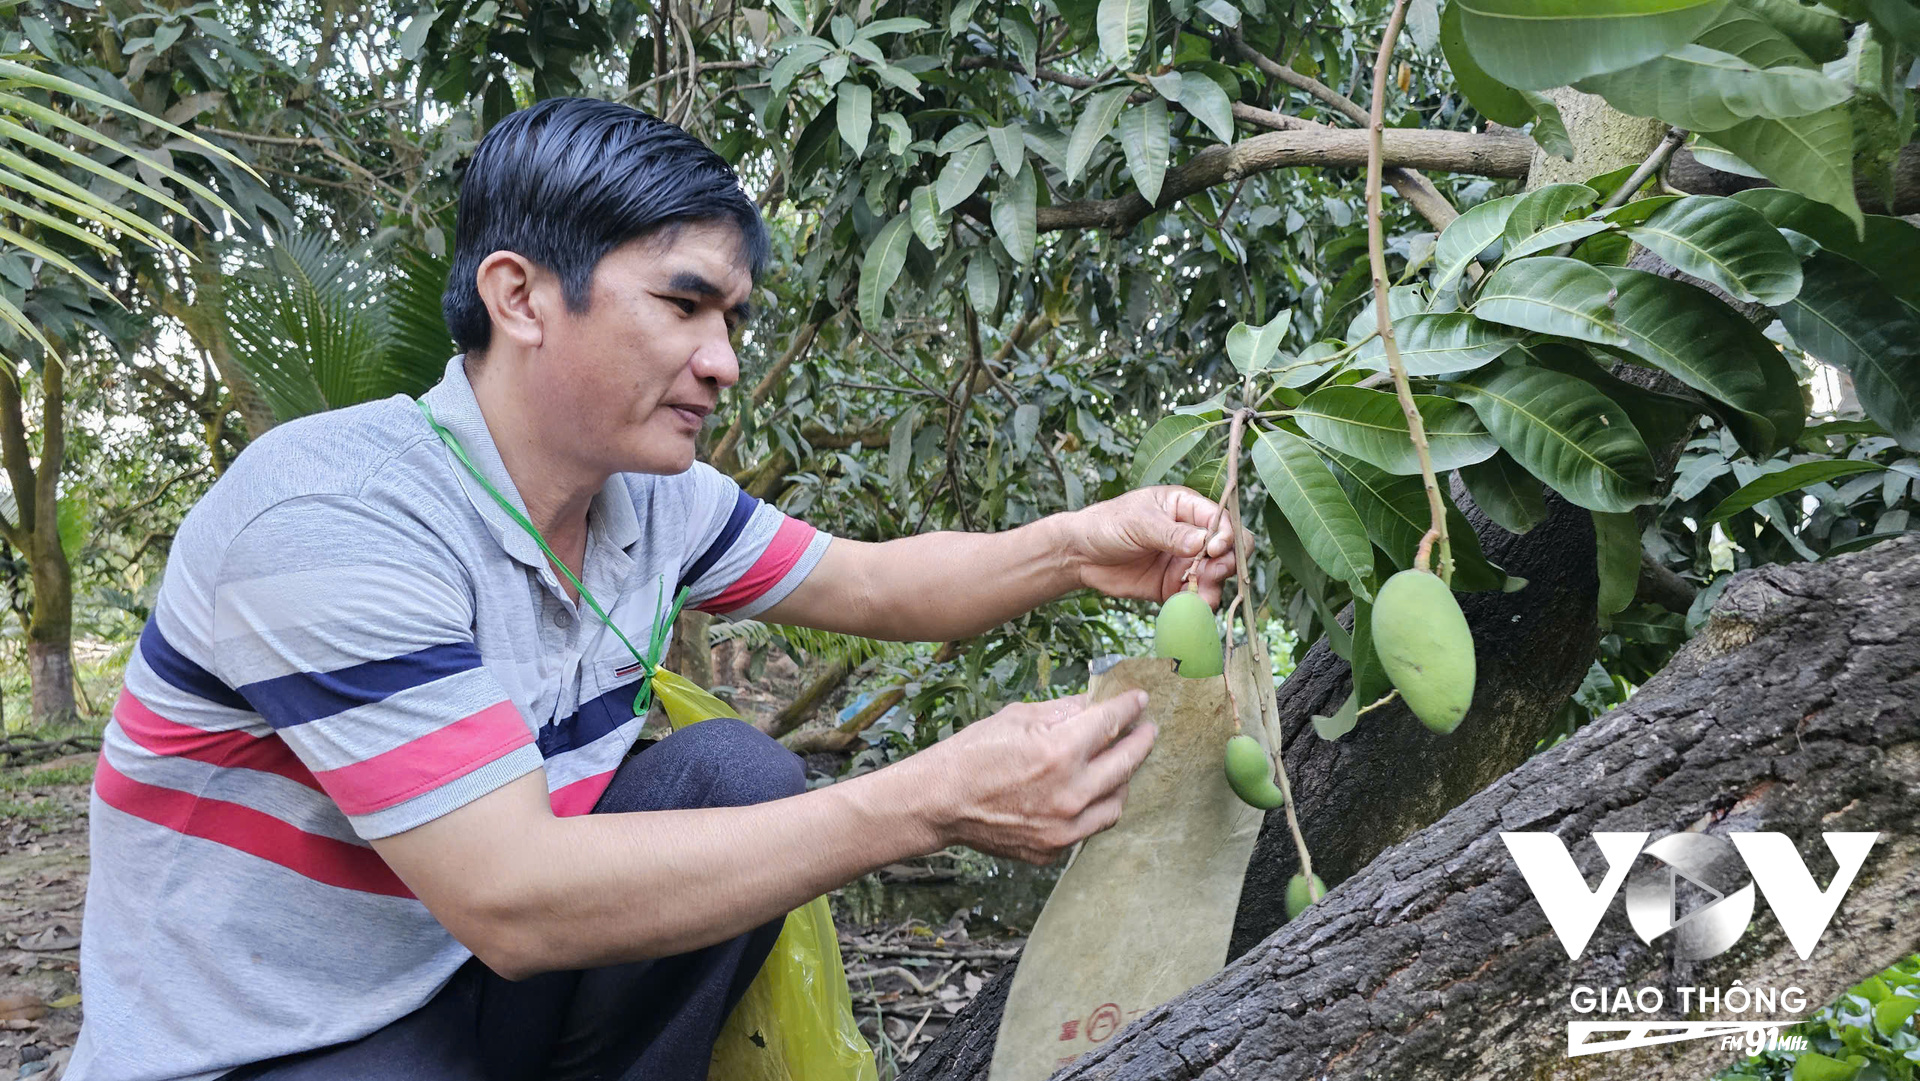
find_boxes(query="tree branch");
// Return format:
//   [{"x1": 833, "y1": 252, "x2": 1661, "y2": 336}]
[
  {"x1": 712, "y1": 319, "x2": 823, "y2": 473},
  {"x1": 1635, "y1": 551, "x2": 1699, "y2": 614},
  {"x1": 1033, "y1": 128, "x2": 1532, "y2": 233},
  {"x1": 0, "y1": 372, "x2": 40, "y2": 540},
  {"x1": 1666, "y1": 143, "x2": 1920, "y2": 215}
]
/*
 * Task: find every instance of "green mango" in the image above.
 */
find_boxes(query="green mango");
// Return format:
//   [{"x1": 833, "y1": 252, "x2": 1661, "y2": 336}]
[
  {"x1": 1371, "y1": 568, "x2": 1476, "y2": 734},
  {"x1": 1287, "y1": 872, "x2": 1326, "y2": 919},
  {"x1": 1223, "y1": 734, "x2": 1284, "y2": 810},
  {"x1": 1153, "y1": 588, "x2": 1223, "y2": 678}
]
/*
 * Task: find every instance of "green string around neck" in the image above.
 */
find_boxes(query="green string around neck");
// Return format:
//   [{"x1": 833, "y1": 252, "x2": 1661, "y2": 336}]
[{"x1": 418, "y1": 399, "x2": 689, "y2": 717}]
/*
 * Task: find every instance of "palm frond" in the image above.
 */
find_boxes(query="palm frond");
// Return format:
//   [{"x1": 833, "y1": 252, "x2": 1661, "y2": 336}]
[
  {"x1": 0, "y1": 150, "x2": 188, "y2": 256},
  {"x1": 708, "y1": 619, "x2": 913, "y2": 667},
  {"x1": 372, "y1": 241, "x2": 455, "y2": 400},
  {"x1": 223, "y1": 233, "x2": 390, "y2": 422}
]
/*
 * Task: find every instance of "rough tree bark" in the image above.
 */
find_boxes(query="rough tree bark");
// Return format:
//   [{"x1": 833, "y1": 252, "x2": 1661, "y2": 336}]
[{"x1": 912, "y1": 535, "x2": 1920, "y2": 1081}]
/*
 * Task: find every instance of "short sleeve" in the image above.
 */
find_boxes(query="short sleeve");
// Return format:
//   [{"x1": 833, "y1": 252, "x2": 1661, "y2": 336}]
[
  {"x1": 674, "y1": 462, "x2": 832, "y2": 620},
  {"x1": 211, "y1": 495, "x2": 543, "y2": 840}
]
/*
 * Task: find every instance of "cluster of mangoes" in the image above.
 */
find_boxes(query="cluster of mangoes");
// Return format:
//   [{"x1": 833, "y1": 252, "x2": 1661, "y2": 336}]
[{"x1": 1148, "y1": 568, "x2": 1476, "y2": 920}]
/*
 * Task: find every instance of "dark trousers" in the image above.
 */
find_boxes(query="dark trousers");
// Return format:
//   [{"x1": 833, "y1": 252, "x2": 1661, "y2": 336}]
[{"x1": 222, "y1": 719, "x2": 807, "y2": 1081}]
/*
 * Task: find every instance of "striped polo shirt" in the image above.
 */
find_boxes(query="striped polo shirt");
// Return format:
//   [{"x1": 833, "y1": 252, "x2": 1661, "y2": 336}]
[{"x1": 69, "y1": 357, "x2": 830, "y2": 1081}]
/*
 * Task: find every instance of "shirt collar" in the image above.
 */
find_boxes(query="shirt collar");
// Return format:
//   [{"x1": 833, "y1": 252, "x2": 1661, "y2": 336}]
[{"x1": 417, "y1": 356, "x2": 644, "y2": 572}]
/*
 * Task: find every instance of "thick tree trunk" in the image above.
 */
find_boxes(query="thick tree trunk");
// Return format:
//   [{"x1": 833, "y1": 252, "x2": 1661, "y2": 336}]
[{"x1": 912, "y1": 536, "x2": 1920, "y2": 1081}]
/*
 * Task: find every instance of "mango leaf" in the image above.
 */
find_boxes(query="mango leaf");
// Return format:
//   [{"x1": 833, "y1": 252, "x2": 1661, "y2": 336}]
[
  {"x1": 1732, "y1": 188, "x2": 1920, "y2": 309},
  {"x1": 1130, "y1": 413, "x2": 1215, "y2": 487},
  {"x1": 835, "y1": 81, "x2": 872, "y2": 156},
  {"x1": 1577, "y1": 45, "x2": 1852, "y2": 130},
  {"x1": 1502, "y1": 183, "x2": 1599, "y2": 250},
  {"x1": 1182, "y1": 456, "x2": 1228, "y2": 501},
  {"x1": 1460, "y1": 452, "x2": 1548, "y2": 534},
  {"x1": 1734, "y1": 0, "x2": 1845, "y2": 61},
  {"x1": 1704, "y1": 459, "x2": 1886, "y2": 522},
  {"x1": 1312, "y1": 691, "x2": 1360, "y2": 740},
  {"x1": 1178, "y1": 71, "x2": 1236, "y2": 142},
  {"x1": 966, "y1": 252, "x2": 999, "y2": 316},
  {"x1": 1329, "y1": 453, "x2": 1509, "y2": 591},
  {"x1": 1097, "y1": 0, "x2": 1150, "y2": 66},
  {"x1": 1601, "y1": 266, "x2": 1804, "y2": 455},
  {"x1": 1116, "y1": 99, "x2": 1171, "y2": 204},
  {"x1": 1593, "y1": 510, "x2": 1640, "y2": 617},
  {"x1": 991, "y1": 164, "x2": 1038, "y2": 265},
  {"x1": 909, "y1": 185, "x2": 945, "y2": 250},
  {"x1": 1065, "y1": 86, "x2": 1131, "y2": 183},
  {"x1": 1872, "y1": 994, "x2": 1920, "y2": 1037},
  {"x1": 1276, "y1": 341, "x2": 1348, "y2": 388},
  {"x1": 1293, "y1": 386, "x2": 1500, "y2": 475},
  {"x1": 1345, "y1": 284, "x2": 1427, "y2": 345},
  {"x1": 1523, "y1": 91, "x2": 1575, "y2": 160},
  {"x1": 1252, "y1": 429, "x2": 1375, "y2": 588},
  {"x1": 1698, "y1": 5, "x2": 1821, "y2": 68},
  {"x1": 1787, "y1": 1052, "x2": 1863, "y2": 1081},
  {"x1": 1522, "y1": 342, "x2": 1703, "y2": 453},
  {"x1": 987, "y1": 123, "x2": 1025, "y2": 178},
  {"x1": 936, "y1": 142, "x2": 992, "y2": 211},
  {"x1": 855, "y1": 15, "x2": 931, "y2": 37},
  {"x1": 856, "y1": 214, "x2": 913, "y2": 326},
  {"x1": 1777, "y1": 251, "x2": 1920, "y2": 450},
  {"x1": 1709, "y1": 107, "x2": 1862, "y2": 230},
  {"x1": 1439, "y1": 0, "x2": 1534, "y2": 125},
  {"x1": 1433, "y1": 193, "x2": 1520, "y2": 292},
  {"x1": 1353, "y1": 312, "x2": 1524, "y2": 376},
  {"x1": 1455, "y1": 357, "x2": 1657, "y2": 513},
  {"x1": 1619, "y1": 194, "x2": 1802, "y2": 304},
  {"x1": 1471, "y1": 256, "x2": 1626, "y2": 347},
  {"x1": 1349, "y1": 595, "x2": 1392, "y2": 703},
  {"x1": 1455, "y1": 0, "x2": 1729, "y2": 90},
  {"x1": 1501, "y1": 218, "x2": 1612, "y2": 262},
  {"x1": 1226, "y1": 309, "x2": 1291, "y2": 375},
  {"x1": 56, "y1": 498, "x2": 85, "y2": 565}
]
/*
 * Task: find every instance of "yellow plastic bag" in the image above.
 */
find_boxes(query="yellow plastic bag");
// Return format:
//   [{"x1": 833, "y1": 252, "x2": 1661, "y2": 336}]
[{"x1": 648, "y1": 667, "x2": 878, "y2": 1081}]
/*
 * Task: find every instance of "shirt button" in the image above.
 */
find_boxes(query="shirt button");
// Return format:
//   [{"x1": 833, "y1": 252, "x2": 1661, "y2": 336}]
[{"x1": 552, "y1": 607, "x2": 574, "y2": 629}]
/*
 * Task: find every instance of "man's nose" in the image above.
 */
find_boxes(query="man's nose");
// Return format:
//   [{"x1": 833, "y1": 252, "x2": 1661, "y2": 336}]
[{"x1": 693, "y1": 329, "x2": 739, "y2": 389}]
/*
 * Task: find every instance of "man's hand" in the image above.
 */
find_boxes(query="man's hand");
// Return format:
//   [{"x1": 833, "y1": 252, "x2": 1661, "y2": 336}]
[
  {"x1": 1067, "y1": 486, "x2": 1245, "y2": 606},
  {"x1": 902, "y1": 690, "x2": 1156, "y2": 865}
]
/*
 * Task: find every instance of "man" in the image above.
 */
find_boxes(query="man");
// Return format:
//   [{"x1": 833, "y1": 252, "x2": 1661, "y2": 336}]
[{"x1": 72, "y1": 98, "x2": 1236, "y2": 1080}]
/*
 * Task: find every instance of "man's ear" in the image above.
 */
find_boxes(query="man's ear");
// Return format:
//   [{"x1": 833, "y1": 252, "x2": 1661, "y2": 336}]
[{"x1": 474, "y1": 251, "x2": 551, "y2": 352}]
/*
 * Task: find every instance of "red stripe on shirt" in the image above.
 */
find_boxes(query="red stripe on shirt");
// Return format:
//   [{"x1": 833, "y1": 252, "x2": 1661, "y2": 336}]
[
  {"x1": 312, "y1": 700, "x2": 534, "y2": 817},
  {"x1": 698, "y1": 517, "x2": 815, "y2": 614},
  {"x1": 548, "y1": 769, "x2": 616, "y2": 817},
  {"x1": 113, "y1": 689, "x2": 322, "y2": 793},
  {"x1": 94, "y1": 757, "x2": 413, "y2": 898}
]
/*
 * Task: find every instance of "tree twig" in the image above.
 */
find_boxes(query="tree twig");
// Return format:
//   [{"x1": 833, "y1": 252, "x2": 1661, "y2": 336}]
[
  {"x1": 1365, "y1": 0, "x2": 1450, "y2": 583},
  {"x1": 1595, "y1": 125, "x2": 1689, "y2": 215}
]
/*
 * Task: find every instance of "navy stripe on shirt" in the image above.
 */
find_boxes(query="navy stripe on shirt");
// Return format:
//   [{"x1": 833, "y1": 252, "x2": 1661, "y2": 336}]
[
  {"x1": 538, "y1": 678, "x2": 644, "y2": 758},
  {"x1": 678, "y1": 488, "x2": 759, "y2": 595},
  {"x1": 139, "y1": 621, "x2": 252, "y2": 712},
  {"x1": 237, "y1": 642, "x2": 482, "y2": 729}
]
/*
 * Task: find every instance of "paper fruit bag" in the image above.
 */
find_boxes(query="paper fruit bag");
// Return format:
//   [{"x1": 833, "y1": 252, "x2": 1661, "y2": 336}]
[{"x1": 987, "y1": 648, "x2": 1273, "y2": 1080}]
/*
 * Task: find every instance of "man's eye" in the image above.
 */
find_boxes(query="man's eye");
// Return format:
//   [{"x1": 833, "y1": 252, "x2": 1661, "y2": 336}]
[{"x1": 669, "y1": 297, "x2": 698, "y2": 314}]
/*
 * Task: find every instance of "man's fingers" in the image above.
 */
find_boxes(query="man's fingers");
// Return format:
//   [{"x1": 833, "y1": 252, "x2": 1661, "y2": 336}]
[
  {"x1": 1063, "y1": 689, "x2": 1148, "y2": 756},
  {"x1": 1074, "y1": 720, "x2": 1155, "y2": 807}
]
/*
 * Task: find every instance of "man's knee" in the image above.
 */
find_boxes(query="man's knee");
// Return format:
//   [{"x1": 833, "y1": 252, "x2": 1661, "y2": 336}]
[{"x1": 597, "y1": 718, "x2": 805, "y2": 814}]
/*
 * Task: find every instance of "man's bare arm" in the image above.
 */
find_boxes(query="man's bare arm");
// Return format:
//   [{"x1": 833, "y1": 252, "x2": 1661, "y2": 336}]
[
  {"x1": 371, "y1": 690, "x2": 1152, "y2": 979},
  {"x1": 757, "y1": 487, "x2": 1239, "y2": 642}
]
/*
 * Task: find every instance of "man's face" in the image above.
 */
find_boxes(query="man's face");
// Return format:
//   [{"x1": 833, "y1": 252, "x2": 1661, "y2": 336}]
[{"x1": 539, "y1": 221, "x2": 751, "y2": 476}]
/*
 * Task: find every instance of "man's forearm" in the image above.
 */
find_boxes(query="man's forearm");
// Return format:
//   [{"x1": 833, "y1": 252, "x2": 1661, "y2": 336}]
[
  {"x1": 421, "y1": 764, "x2": 946, "y2": 979},
  {"x1": 855, "y1": 514, "x2": 1085, "y2": 641}
]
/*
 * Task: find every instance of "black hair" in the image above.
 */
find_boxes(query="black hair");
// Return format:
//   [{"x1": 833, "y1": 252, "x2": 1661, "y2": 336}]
[{"x1": 442, "y1": 98, "x2": 770, "y2": 354}]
